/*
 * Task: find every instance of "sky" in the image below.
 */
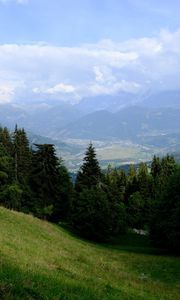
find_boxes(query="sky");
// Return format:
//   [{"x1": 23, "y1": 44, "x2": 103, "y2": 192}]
[{"x1": 0, "y1": 0, "x2": 180, "y2": 104}]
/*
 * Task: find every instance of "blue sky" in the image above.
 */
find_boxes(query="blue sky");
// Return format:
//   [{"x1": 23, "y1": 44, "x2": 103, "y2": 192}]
[
  {"x1": 0, "y1": 0, "x2": 180, "y2": 45},
  {"x1": 0, "y1": 0, "x2": 180, "y2": 103}
]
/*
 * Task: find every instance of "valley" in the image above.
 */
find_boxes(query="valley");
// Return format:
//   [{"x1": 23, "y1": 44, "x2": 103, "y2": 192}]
[{"x1": 1, "y1": 90, "x2": 180, "y2": 171}]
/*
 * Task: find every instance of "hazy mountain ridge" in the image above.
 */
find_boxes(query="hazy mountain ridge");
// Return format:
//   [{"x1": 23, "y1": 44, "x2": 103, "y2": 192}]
[
  {"x1": 1, "y1": 89, "x2": 180, "y2": 148},
  {"x1": 75, "y1": 92, "x2": 140, "y2": 113},
  {"x1": 141, "y1": 90, "x2": 180, "y2": 109},
  {"x1": 58, "y1": 106, "x2": 180, "y2": 142},
  {"x1": 0, "y1": 101, "x2": 84, "y2": 136}
]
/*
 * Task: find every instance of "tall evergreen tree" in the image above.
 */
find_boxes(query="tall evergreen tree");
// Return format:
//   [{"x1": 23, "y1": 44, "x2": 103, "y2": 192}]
[
  {"x1": 0, "y1": 127, "x2": 13, "y2": 156},
  {"x1": 125, "y1": 164, "x2": 138, "y2": 201},
  {"x1": 137, "y1": 162, "x2": 151, "y2": 198},
  {"x1": 13, "y1": 126, "x2": 32, "y2": 184},
  {"x1": 30, "y1": 144, "x2": 72, "y2": 221},
  {"x1": 30, "y1": 144, "x2": 60, "y2": 217},
  {"x1": 151, "y1": 154, "x2": 176, "y2": 199},
  {"x1": 51, "y1": 159, "x2": 73, "y2": 222},
  {"x1": 105, "y1": 168, "x2": 126, "y2": 202},
  {"x1": 75, "y1": 142, "x2": 102, "y2": 191},
  {"x1": 72, "y1": 143, "x2": 126, "y2": 241},
  {"x1": 0, "y1": 127, "x2": 23, "y2": 210},
  {"x1": 150, "y1": 166, "x2": 180, "y2": 252}
]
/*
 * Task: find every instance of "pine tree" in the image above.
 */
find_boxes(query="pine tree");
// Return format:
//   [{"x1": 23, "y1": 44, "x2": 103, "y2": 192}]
[
  {"x1": 151, "y1": 155, "x2": 162, "y2": 199},
  {"x1": 138, "y1": 162, "x2": 152, "y2": 199},
  {"x1": 105, "y1": 168, "x2": 126, "y2": 202},
  {"x1": 150, "y1": 166, "x2": 180, "y2": 252},
  {"x1": 0, "y1": 127, "x2": 14, "y2": 187},
  {"x1": 125, "y1": 164, "x2": 138, "y2": 201},
  {"x1": 0, "y1": 127, "x2": 23, "y2": 210},
  {"x1": 75, "y1": 142, "x2": 102, "y2": 191},
  {"x1": 72, "y1": 143, "x2": 126, "y2": 241},
  {"x1": 0, "y1": 127, "x2": 13, "y2": 156},
  {"x1": 151, "y1": 154, "x2": 176, "y2": 199},
  {"x1": 13, "y1": 126, "x2": 32, "y2": 184},
  {"x1": 51, "y1": 159, "x2": 73, "y2": 222},
  {"x1": 30, "y1": 144, "x2": 72, "y2": 221},
  {"x1": 30, "y1": 144, "x2": 60, "y2": 217}
]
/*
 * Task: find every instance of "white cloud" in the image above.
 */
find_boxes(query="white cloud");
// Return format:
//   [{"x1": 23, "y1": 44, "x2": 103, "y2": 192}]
[
  {"x1": 0, "y1": 83, "x2": 15, "y2": 104},
  {"x1": 0, "y1": 29, "x2": 180, "y2": 103},
  {"x1": 89, "y1": 80, "x2": 141, "y2": 96},
  {"x1": 47, "y1": 83, "x2": 76, "y2": 94},
  {"x1": 33, "y1": 83, "x2": 76, "y2": 95},
  {"x1": 93, "y1": 66, "x2": 116, "y2": 84}
]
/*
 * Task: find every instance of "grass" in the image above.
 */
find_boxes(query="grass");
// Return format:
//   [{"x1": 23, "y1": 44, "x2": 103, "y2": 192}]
[{"x1": 0, "y1": 206, "x2": 180, "y2": 300}]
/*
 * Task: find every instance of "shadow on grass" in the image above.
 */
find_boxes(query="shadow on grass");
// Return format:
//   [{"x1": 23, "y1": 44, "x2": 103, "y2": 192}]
[
  {"x1": 0, "y1": 260, "x2": 134, "y2": 300},
  {"x1": 58, "y1": 223, "x2": 171, "y2": 256},
  {"x1": 0, "y1": 261, "x2": 95, "y2": 300}
]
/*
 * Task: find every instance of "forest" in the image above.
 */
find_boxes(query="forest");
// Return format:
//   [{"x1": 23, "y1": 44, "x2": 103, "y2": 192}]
[{"x1": 0, "y1": 125, "x2": 179, "y2": 252}]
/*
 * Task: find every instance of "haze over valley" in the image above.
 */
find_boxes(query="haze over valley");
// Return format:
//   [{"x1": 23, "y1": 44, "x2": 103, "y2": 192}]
[{"x1": 1, "y1": 89, "x2": 180, "y2": 170}]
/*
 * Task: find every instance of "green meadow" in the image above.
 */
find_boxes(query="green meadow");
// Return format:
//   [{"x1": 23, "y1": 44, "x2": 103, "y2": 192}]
[{"x1": 0, "y1": 206, "x2": 179, "y2": 300}]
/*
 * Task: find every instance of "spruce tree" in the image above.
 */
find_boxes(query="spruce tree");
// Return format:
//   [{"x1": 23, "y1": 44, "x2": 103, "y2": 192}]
[
  {"x1": 13, "y1": 126, "x2": 32, "y2": 184},
  {"x1": 30, "y1": 144, "x2": 60, "y2": 218},
  {"x1": 30, "y1": 144, "x2": 72, "y2": 221},
  {"x1": 151, "y1": 154, "x2": 176, "y2": 199},
  {"x1": 150, "y1": 166, "x2": 180, "y2": 252},
  {"x1": 0, "y1": 127, "x2": 23, "y2": 210},
  {"x1": 72, "y1": 143, "x2": 126, "y2": 241},
  {"x1": 75, "y1": 142, "x2": 102, "y2": 191},
  {"x1": 125, "y1": 164, "x2": 138, "y2": 201},
  {"x1": 0, "y1": 127, "x2": 13, "y2": 156}
]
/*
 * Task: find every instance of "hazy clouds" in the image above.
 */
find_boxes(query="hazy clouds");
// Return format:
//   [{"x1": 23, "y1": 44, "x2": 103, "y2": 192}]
[{"x1": 0, "y1": 29, "x2": 180, "y2": 104}]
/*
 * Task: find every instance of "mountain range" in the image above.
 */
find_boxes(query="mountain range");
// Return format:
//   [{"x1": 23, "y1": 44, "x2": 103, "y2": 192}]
[{"x1": 1, "y1": 89, "x2": 180, "y2": 167}]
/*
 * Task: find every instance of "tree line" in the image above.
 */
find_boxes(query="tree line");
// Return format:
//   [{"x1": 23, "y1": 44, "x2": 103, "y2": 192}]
[{"x1": 0, "y1": 126, "x2": 179, "y2": 251}]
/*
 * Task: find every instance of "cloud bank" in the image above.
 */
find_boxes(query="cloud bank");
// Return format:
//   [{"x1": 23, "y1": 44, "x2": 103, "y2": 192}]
[{"x1": 0, "y1": 29, "x2": 180, "y2": 104}]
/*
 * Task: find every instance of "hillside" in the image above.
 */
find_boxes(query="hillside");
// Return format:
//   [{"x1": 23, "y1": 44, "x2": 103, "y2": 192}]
[
  {"x1": 0, "y1": 207, "x2": 180, "y2": 300},
  {"x1": 58, "y1": 106, "x2": 180, "y2": 145}
]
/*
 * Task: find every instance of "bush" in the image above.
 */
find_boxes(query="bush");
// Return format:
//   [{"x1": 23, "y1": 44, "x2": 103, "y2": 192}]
[{"x1": 0, "y1": 184, "x2": 23, "y2": 210}]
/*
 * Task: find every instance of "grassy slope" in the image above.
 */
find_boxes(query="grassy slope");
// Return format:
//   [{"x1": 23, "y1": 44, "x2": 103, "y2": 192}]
[{"x1": 0, "y1": 207, "x2": 179, "y2": 300}]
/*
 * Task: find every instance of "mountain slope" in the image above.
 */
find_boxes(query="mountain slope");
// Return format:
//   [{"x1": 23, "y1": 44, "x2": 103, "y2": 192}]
[
  {"x1": 0, "y1": 207, "x2": 179, "y2": 300},
  {"x1": 0, "y1": 102, "x2": 83, "y2": 136},
  {"x1": 141, "y1": 90, "x2": 180, "y2": 108},
  {"x1": 75, "y1": 92, "x2": 139, "y2": 113},
  {"x1": 58, "y1": 106, "x2": 180, "y2": 142}
]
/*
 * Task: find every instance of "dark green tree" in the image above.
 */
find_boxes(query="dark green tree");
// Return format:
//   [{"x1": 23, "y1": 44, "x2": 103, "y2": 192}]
[
  {"x1": 150, "y1": 166, "x2": 180, "y2": 252},
  {"x1": 125, "y1": 164, "x2": 138, "y2": 201},
  {"x1": 105, "y1": 168, "x2": 127, "y2": 202},
  {"x1": 137, "y1": 162, "x2": 153, "y2": 226},
  {"x1": 0, "y1": 183, "x2": 23, "y2": 210},
  {"x1": 0, "y1": 145, "x2": 14, "y2": 184},
  {"x1": 30, "y1": 144, "x2": 60, "y2": 218},
  {"x1": 51, "y1": 159, "x2": 73, "y2": 222},
  {"x1": 30, "y1": 144, "x2": 72, "y2": 221},
  {"x1": 72, "y1": 144, "x2": 126, "y2": 241},
  {"x1": 151, "y1": 154, "x2": 176, "y2": 199},
  {"x1": 75, "y1": 143, "x2": 102, "y2": 191},
  {"x1": 13, "y1": 126, "x2": 32, "y2": 184},
  {"x1": 126, "y1": 191, "x2": 145, "y2": 229},
  {"x1": 0, "y1": 127, "x2": 13, "y2": 156}
]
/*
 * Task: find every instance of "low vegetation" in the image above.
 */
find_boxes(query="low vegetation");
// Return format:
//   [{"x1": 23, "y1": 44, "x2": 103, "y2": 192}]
[{"x1": 0, "y1": 207, "x2": 180, "y2": 300}]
